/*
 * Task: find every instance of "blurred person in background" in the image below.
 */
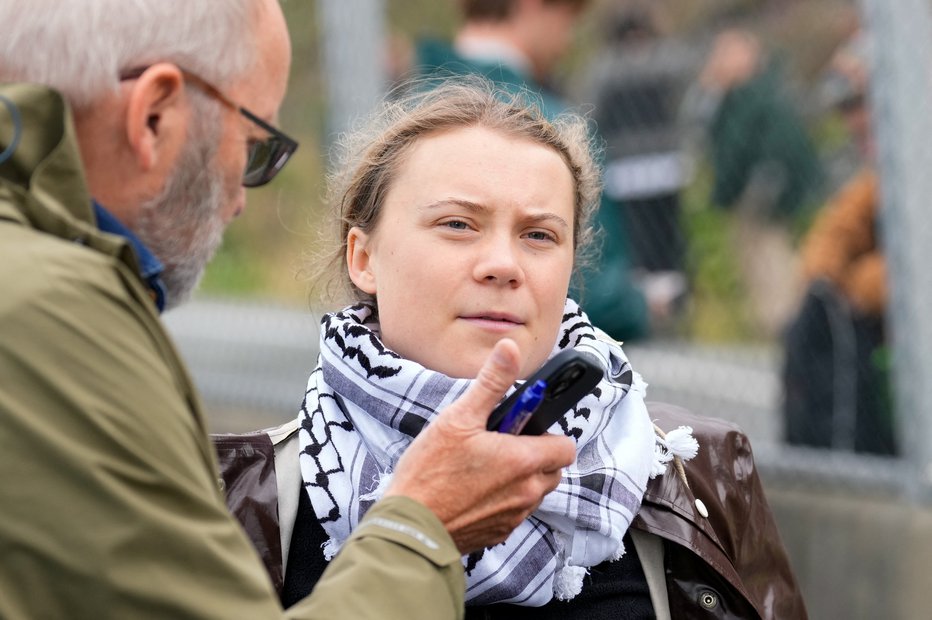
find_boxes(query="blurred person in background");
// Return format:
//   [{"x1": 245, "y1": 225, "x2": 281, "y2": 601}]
[
  {"x1": 683, "y1": 27, "x2": 824, "y2": 337},
  {"x1": 0, "y1": 0, "x2": 578, "y2": 617},
  {"x1": 782, "y1": 31, "x2": 896, "y2": 456},
  {"x1": 412, "y1": 0, "x2": 674, "y2": 342},
  {"x1": 416, "y1": 0, "x2": 586, "y2": 117},
  {"x1": 581, "y1": 4, "x2": 697, "y2": 330}
]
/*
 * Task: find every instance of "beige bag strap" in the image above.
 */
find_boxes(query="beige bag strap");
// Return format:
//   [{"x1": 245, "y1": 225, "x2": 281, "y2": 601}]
[
  {"x1": 630, "y1": 529, "x2": 672, "y2": 620},
  {"x1": 268, "y1": 418, "x2": 302, "y2": 573}
]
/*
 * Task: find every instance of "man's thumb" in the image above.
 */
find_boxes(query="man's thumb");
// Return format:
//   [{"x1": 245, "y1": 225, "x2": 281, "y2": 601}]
[{"x1": 455, "y1": 338, "x2": 522, "y2": 426}]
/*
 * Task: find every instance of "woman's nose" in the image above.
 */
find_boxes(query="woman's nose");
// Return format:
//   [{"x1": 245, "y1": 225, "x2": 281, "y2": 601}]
[{"x1": 473, "y1": 236, "x2": 524, "y2": 287}]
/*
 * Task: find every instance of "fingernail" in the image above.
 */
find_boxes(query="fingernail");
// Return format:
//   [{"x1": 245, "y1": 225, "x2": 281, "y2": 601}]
[{"x1": 491, "y1": 345, "x2": 510, "y2": 367}]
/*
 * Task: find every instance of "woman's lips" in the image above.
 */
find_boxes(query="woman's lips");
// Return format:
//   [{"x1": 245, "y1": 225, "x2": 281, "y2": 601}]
[{"x1": 460, "y1": 313, "x2": 524, "y2": 332}]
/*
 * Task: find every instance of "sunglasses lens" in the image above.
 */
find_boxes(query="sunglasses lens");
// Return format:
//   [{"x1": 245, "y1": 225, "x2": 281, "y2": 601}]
[
  {"x1": 242, "y1": 140, "x2": 271, "y2": 187},
  {"x1": 242, "y1": 138, "x2": 296, "y2": 188}
]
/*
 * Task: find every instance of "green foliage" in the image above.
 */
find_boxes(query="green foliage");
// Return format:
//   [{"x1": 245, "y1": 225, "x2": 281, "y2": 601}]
[
  {"x1": 680, "y1": 165, "x2": 758, "y2": 342},
  {"x1": 199, "y1": 241, "x2": 269, "y2": 296},
  {"x1": 386, "y1": 0, "x2": 457, "y2": 38},
  {"x1": 198, "y1": 1, "x2": 326, "y2": 304}
]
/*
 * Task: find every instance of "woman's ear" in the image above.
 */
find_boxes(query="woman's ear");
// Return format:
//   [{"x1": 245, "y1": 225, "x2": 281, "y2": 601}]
[
  {"x1": 123, "y1": 63, "x2": 188, "y2": 172},
  {"x1": 346, "y1": 227, "x2": 378, "y2": 294}
]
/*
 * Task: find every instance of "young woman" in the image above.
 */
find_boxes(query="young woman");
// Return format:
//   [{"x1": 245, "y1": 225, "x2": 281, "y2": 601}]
[
  {"x1": 289, "y1": 80, "x2": 663, "y2": 613},
  {"x1": 217, "y1": 78, "x2": 807, "y2": 619}
]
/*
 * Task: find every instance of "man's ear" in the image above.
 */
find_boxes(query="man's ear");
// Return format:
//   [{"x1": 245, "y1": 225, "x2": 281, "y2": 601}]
[
  {"x1": 123, "y1": 63, "x2": 189, "y2": 172},
  {"x1": 346, "y1": 226, "x2": 378, "y2": 294}
]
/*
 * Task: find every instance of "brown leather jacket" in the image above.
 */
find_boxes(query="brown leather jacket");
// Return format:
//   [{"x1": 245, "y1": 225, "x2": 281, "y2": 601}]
[
  {"x1": 635, "y1": 402, "x2": 807, "y2": 619},
  {"x1": 213, "y1": 402, "x2": 807, "y2": 619}
]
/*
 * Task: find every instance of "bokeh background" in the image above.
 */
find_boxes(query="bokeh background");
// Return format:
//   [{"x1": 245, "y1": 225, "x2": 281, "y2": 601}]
[{"x1": 165, "y1": 1, "x2": 932, "y2": 617}]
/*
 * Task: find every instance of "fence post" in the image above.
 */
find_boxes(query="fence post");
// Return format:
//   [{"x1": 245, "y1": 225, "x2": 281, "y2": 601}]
[
  {"x1": 859, "y1": 0, "x2": 932, "y2": 501},
  {"x1": 316, "y1": 0, "x2": 387, "y2": 143}
]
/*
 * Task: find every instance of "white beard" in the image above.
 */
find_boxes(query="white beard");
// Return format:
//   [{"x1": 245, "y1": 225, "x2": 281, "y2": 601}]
[{"x1": 135, "y1": 102, "x2": 227, "y2": 310}]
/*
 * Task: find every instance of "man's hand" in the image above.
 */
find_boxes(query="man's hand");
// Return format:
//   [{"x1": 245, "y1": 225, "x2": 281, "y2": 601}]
[{"x1": 384, "y1": 339, "x2": 576, "y2": 554}]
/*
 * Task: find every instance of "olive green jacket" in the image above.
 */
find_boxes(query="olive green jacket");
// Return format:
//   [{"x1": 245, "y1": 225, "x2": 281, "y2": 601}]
[{"x1": 0, "y1": 83, "x2": 464, "y2": 619}]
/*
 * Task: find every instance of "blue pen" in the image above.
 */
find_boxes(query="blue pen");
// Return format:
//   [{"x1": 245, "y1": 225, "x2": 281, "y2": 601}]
[{"x1": 498, "y1": 380, "x2": 547, "y2": 434}]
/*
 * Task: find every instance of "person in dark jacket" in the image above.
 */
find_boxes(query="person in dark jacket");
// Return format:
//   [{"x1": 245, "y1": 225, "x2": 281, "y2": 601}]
[
  {"x1": 222, "y1": 401, "x2": 809, "y2": 619},
  {"x1": 683, "y1": 28, "x2": 825, "y2": 337}
]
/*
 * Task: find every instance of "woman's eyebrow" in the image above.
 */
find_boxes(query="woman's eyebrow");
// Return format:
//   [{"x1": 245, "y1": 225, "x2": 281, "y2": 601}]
[
  {"x1": 420, "y1": 199, "x2": 570, "y2": 230},
  {"x1": 525, "y1": 213, "x2": 570, "y2": 231},
  {"x1": 420, "y1": 198, "x2": 488, "y2": 213}
]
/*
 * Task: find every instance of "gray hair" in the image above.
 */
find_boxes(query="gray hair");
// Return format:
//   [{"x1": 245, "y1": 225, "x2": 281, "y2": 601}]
[
  {"x1": 0, "y1": 0, "x2": 260, "y2": 108},
  {"x1": 313, "y1": 77, "x2": 602, "y2": 305}
]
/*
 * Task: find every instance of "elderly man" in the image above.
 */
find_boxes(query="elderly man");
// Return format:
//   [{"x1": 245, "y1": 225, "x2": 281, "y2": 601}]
[{"x1": 0, "y1": 1, "x2": 574, "y2": 618}]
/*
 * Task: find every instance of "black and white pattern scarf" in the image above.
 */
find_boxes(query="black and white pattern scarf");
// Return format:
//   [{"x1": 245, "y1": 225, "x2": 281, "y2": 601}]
[{"x1": 298, "y1": 298, "x2": 657, "y2": 606}]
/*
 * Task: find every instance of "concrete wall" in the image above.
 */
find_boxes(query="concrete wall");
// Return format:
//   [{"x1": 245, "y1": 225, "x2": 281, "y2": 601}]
[{"x1": 764, "y1": 479, "x2": 932, "y2": 619}]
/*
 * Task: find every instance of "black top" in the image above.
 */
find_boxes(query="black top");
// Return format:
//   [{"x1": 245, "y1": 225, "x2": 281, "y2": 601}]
[
  {"x1": 280, "y1": 486, "x2": 331, "y2": 609},
  {"x1": 463, "y1": 532, "x2": 654, "y2": 620},
  {"x1": 282, "y1": 485, "x2": 654, "y2": 619}
]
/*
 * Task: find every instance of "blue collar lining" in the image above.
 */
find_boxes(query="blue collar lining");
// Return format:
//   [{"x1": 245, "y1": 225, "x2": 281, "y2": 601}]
[{"x1": 92, "y1": 201, "x2": 167, "y2": 312}]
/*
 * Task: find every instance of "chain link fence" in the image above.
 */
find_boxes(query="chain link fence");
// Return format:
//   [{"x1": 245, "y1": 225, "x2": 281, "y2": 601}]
[
  {"x1": 298, "y1": 0, "x2": 932, "y2": 490},
  {"x1": 168, "y1": 0, "x2": 932, "y2": 616}
]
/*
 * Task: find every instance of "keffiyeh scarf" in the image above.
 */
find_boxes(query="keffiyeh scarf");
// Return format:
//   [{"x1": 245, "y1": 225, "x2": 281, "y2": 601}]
[{"x1": 298, "y1": 299, "x2": 657, "y2": 606}]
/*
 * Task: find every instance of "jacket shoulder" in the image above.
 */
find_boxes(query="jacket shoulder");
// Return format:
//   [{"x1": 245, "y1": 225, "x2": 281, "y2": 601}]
[
  {"x1": 638, "y1": 401, "x2": 808, "y2": 619},
  {"x1": 0, "y1": 220, "x2": 130, "y2": 316}
]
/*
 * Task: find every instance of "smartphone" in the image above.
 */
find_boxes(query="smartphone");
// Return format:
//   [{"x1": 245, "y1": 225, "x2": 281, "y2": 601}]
[{"x1": 486, "y1": 349, "x2": 604, "y2": 435}]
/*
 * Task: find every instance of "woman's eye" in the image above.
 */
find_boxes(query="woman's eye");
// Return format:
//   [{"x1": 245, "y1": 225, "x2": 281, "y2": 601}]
[
  {"x1": 442, "y1": 220, "x2": 470, "y2": 230},
  {"x1": 526, "y1": 230, "x2": 557, "y2": 242}
]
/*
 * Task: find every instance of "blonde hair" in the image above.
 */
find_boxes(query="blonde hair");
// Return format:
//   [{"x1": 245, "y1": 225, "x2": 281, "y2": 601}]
[{"x1": 313, "y1": 77, "x2": 602, "y2": 305}]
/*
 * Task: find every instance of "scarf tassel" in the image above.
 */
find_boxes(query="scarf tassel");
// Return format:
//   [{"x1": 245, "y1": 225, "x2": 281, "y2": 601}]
[
  {"x1": 321, "y1": 537, "x2": 342, "y2": 561},
  {"x1": 554, "y1": 565, "x2": 589, "y2": 601},
  {"x1": 360, "y1": 471, "x2": 393, "y2": 503},
  {"x1": 650, "y1": 425, "x2": 699, "y2": 479}
]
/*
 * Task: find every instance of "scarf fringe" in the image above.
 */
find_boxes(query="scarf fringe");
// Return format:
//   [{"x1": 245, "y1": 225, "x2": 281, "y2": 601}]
[
  {"x1": 650, "y1": 425, "x2": 699, "y2": 479},
  {"x1": 610, "y1": 536, "x2": 627, "y2": 562},
  {"x1": 554, "y1": 565, "x2": 589, "y2": 601},
  {"x1": 321, "y1": 537, "x2": 342, "y2": 561},
  {"x1": 360, "y1": 471, "x2": 393, "y2": 503}
]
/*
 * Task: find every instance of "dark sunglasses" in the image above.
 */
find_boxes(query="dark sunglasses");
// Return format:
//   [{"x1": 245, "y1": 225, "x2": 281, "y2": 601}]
[{"x1": 120, "y1": 66, "x2": 298, "y2": 188}]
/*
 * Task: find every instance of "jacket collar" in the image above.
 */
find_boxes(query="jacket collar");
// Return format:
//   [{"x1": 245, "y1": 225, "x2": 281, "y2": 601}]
[
  {"x1": 93, "y1": 201, "x2": 167, "y2": 311},
  {"x1": 0, "y1": 83, "x2": 155, "y2": 305},
  {"x1": 0, "y1": 84, "x2": 94, "y2": 232}
]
